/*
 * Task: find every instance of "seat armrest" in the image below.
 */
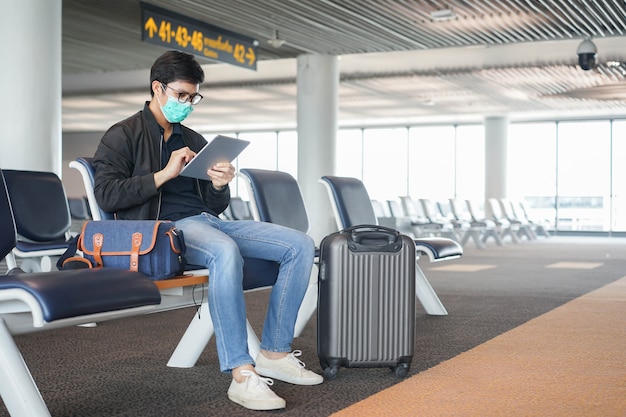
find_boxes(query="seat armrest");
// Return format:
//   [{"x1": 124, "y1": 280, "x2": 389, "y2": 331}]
[{"x1": 414, "y1": 237, "x2": 463, "y2": 262}]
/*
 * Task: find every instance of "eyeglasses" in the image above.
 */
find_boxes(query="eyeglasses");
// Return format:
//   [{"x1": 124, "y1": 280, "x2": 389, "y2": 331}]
[{"x1": 161, "y1": 83, "x2": 203, "y2": 105}]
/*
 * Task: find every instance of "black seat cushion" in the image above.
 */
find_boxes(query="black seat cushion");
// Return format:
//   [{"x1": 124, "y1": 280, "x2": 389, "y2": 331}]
[{"x1": 0, "y1": 268, "x2": 161, "y2": 322}]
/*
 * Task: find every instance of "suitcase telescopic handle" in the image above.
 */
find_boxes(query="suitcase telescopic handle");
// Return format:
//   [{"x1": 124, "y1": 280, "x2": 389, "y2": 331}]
[{"x1": 344, "y1": 225, "x2": 403, "y2": 253}]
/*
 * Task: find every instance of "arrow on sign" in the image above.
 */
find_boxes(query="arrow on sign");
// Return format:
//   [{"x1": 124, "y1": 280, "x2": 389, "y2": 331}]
[
  {"x1": 144, "y1": 17, "x2": 158, "y2": 37},
  {"x1": 245, "y1": 47, "x2": 256, "y2": 66}
]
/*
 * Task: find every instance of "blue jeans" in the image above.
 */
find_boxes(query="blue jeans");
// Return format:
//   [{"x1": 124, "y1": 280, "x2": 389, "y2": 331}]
[{"x1": 175, "y1": 213, "x2": 315, "y2": 373}]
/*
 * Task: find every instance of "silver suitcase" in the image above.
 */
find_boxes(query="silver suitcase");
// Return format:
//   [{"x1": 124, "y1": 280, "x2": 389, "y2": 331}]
[{"x1": 317, "y1": 225, "x2": 416, "y2": 380}]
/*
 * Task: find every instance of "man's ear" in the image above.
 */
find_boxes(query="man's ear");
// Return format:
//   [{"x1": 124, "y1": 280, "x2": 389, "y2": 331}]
[{"x1": 151, "y1": 80, "x2": 163, "y2": 95}]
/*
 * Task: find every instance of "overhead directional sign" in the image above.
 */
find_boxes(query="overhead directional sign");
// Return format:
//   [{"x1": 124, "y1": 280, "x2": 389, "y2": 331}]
[{"x1": 141, "y1": 2, "x2": 257, "y2": 71}]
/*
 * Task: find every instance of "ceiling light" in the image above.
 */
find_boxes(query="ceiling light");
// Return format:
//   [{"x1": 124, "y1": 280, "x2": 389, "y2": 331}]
[
  {"x1": 430, "y1": 9, "x2": 456, "y2": 22},
  {"x1": 268, "y1": 38, "x2": 285, "y2": 48},
  {"x1": 267, "y1": 30, "x2": 286, "y2": 48}
]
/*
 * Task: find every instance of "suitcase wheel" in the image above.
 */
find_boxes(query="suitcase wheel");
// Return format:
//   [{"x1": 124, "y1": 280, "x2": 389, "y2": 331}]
[
  {"x1": 392, "y1": 363, "x2": 410, "y2": 379},
  {"x1": 319, "y1": 358, "x2": 340, "y2": 380},
  {"x1": 322, "y1": 365, "x2": 339, "y2": 381}
]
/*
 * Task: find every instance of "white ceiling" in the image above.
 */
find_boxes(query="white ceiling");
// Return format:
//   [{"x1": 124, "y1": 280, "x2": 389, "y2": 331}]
[{"x1": 61, "y1": 0, "x2": 626, "y2": 133}]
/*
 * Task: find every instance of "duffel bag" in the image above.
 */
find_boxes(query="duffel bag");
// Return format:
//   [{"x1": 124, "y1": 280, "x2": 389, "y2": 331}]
[{"x1": 59, "y1": 220, "x2": 186, "y2": 280}]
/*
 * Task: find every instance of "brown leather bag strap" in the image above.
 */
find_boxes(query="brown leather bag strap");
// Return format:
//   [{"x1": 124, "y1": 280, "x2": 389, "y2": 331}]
[
  {"x1": 165, "y1": 228, "x2": 182, "y2": 254},
  {"x1": 131, "y1": 232, "x2": 142, "y2": 272},
  {"x1": 93, "y1": 233, "x2": 104, "y2": 267}
]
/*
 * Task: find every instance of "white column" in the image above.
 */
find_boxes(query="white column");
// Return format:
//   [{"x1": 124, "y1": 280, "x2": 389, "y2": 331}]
[
  {"x1": 0, "y1": 0, "x2": 62, "y2": 174},
  {"x1": 297, "y1": 55, "x2": 339, "y2": 245},
  {"x1": 484, "y1": 116, "x2": 509, "y2": 216}
]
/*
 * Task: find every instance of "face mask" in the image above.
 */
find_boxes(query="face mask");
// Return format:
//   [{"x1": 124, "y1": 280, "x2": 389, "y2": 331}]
[{"x1": 158, "y1": 94, "x2": 194, "y2": 123}]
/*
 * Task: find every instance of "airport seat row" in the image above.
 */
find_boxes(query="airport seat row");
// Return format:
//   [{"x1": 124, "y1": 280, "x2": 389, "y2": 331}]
[
  {"x1": 71, "y1": 159, "x2": 460, "y2": 316},
  {"x1": 4, "y1": 162, "x2": 462, "y2": 317},
  {"x1": 70, "y1": 160, "x2": 461, "y2": 321},
  {"x1": 0, "y1": 163, "x2": 462, "y2": 415},
  {"x1": 372, "y1": 196, "x2": 551, "y2": 249}
]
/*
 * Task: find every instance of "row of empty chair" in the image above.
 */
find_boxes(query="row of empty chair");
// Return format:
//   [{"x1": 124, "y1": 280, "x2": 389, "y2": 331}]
[
  {"x1": 1, "y1": 163, "x2": 464, "y2": 415},
  {"x1": 70, "y1": 160, "x2": 462, "y2": 316},
  {"x1": 3, "y1": 164, "x2": 460, "y2": 393},
  {"x1": 372, "y1": 196, "x2": 551, "y2": 249},
  {"x1": 4, "y1": 162, "x2": 465, "y2": 317}
]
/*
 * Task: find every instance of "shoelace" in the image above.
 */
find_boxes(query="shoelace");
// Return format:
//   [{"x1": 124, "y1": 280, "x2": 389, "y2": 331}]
[
  {"x1": 288, "y1": 350, "x2": 307, "y2": 369},
  {"x1": 240, "y1": 370, "x2": 274, "y2": 389}
]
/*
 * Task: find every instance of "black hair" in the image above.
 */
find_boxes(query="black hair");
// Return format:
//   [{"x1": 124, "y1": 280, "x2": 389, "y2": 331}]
[{"x1": 149, "y1": 50, "x2": 205, "y2": 96}]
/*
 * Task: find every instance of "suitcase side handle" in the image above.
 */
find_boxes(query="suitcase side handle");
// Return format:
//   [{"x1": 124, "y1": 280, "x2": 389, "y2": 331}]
[{"x1": 344, "y1": 225, "x2": 403, "y2": 253}]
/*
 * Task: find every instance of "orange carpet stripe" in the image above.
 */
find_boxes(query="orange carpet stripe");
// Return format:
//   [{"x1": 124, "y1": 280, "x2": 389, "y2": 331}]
[{"x1": 332, "y1": 276, "x2": 626, "y2": 417}]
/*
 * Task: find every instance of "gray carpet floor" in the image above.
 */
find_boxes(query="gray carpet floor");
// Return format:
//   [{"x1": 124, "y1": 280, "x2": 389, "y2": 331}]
[{"x1": 1, "y1": 236, "x2": 624, "y2": 416}]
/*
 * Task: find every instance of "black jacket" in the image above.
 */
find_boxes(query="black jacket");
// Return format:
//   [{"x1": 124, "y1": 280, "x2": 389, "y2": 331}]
[{"x1": 93, "y1": 102, "x2": 230, "y2": 220}]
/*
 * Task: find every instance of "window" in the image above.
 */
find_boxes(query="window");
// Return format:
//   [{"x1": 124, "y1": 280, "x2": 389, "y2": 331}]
[
  {"x1": 237, "y1": 131, "x2": 278, "y2": 170},
  {"x1": 509, "y1": 122, "x2": 557, "y2": 228},
  {"x1": 557, "y1": 121, "x2": 610, "y2": 231},
  {"x1": 408, "y1": 126, "x2": 455, "y2": 201},
  {"x1": 336, "y1": 129, "x2": 363, "y2": 178},
  {"x1": 226, "y1": 130, "x2": 298, "y2": 198},
  {"x1": 363, "y1": 127, "x2": 408, "y2": 201},
  {"x1": 277, "y1": 130, "x2": 298, "y2": 179},
  {"x1": 455, "y1": 125, "x2": 485, "y2": 201}
]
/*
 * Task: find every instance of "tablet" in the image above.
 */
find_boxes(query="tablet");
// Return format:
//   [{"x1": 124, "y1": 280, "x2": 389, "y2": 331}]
[{"x1": 179, "y1": 135, "x2": 250, "y2": 180}]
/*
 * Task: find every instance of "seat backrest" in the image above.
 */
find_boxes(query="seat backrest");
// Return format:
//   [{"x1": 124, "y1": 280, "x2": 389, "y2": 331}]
[
  {"x1": 399, "y1": 196, "x2": 430, "y2": 221},
  {"x1": 228, "y1": 196, "x2": 254, "y2": 221},
  {"x1": 419, "y1": 198, "x2": 441, "y2": 223},
  {"x1": 239, "y1": 168, "x2": 310, "y2": 233},
  {"x1": 487, "y1": 198, "x2": 503, "y2": 220},
  {"x1": 319, "y1": 176, "x2": 378, "y2": 230},
  {"x1": 2, "y1": 170, "x2": 72, "y2": 242},
  {"x1": 449, "y1": 198, "x2": 470, "y2": 221},
  {"x1": 0, "y1": 168, "x2": 17, "y2": 260},
  {"x1": 386, "y1": 199, "x2": 405, "y2": 218},
  {"x1": 437, "y1": 201, "x2": 452, "y2": 219},
  {"x1": 68, "y1": 197, "x2": 91, "y2": 220},
  {"x1": 511, "y1": 201, "x2": 526, "y2": 221},
  {"x1": 518, "y1": 200, "x2": 533, "y2": 222},
  {"x1": 69, "y1": 157, "x2": 115, "y2": 221},
  {"x1": 465, "y1": 199, "x2": 483, "y2": 222},
  {"x1": 370, "y1": 199, "x2": 389, "y2": 218},
  {"x1": 499, "y1": 198, "x2": 519, "y2": 221}
]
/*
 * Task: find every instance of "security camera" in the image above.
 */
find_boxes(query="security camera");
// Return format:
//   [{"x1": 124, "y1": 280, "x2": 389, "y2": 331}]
[{"x1": 577, "y1": 38, "x2": 597, "y2": 71}]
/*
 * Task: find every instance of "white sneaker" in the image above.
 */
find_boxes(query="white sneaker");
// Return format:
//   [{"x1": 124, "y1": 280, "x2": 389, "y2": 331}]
[
  {"x1": 227, "y1": 370, "x2": 286, "y2": 410},
  {"x1": 255, "y1": 350, "x2": 324, "y2": 385}
]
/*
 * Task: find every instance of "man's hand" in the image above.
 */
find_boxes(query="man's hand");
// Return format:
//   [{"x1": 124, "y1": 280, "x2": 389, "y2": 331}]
[
  {"x1": 154, "y1": 147, "x2": 196, "y2": 188},
  {"x1": 208, "y1": 162, "x2": 235, "y2": 190}
]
